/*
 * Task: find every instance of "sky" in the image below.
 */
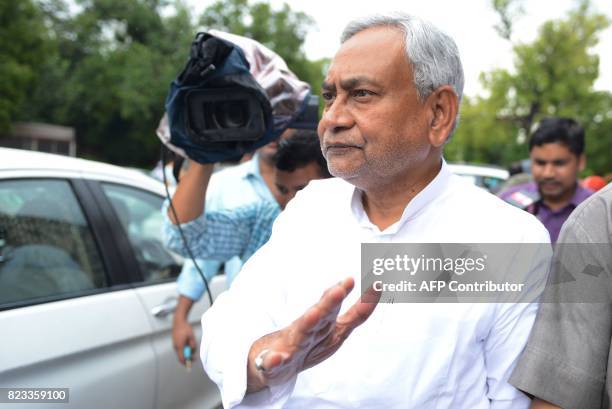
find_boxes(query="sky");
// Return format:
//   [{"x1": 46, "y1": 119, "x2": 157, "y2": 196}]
[{"x1": 187, "y1": 0, "x2": 612, "y2": 97}]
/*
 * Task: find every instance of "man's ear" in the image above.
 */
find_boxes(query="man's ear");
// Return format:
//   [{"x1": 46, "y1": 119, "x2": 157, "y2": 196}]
[
  {"x1": 426, "y1": 85, "x2": 458, "y2": 148},
  {"x1": 578, "y1": 153, "x2": 586, "y2": 172}
]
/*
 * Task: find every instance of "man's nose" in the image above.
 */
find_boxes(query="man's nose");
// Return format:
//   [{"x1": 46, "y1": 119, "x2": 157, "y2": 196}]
[
  {"x1": 542, "y1": 163, "x2": 556, "y2": 178},
  {"x1": 319, "y1": 98, "x2": 353, "y2": 133}
]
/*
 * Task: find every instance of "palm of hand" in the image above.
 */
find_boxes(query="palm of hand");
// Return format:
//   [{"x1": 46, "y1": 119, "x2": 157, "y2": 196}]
[{"x1": 247, "y1": 278, "x2": 380, "y2": 391}]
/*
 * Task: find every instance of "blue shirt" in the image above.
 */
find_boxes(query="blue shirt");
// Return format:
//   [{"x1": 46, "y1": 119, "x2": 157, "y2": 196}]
[
  {"x1": 163, "y1": 200, "x2": 280, "y2": 272},
  {"x1": 175, "y1": 156, "x2": 276, "y2": 300}
]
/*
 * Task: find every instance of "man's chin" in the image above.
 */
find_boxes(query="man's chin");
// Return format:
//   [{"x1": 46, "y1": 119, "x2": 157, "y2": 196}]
[
  {"x1": 327, "y1": 164, "x2": 360, "y2": 181},
  {"x1": 538, "y1": 187, "x2": 566, "y2": 202}
]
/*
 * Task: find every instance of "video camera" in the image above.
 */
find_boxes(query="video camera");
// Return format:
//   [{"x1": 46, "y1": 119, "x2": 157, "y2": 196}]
[{"x1": 160, "y1": 30, "x2": 319, "y2": 163}]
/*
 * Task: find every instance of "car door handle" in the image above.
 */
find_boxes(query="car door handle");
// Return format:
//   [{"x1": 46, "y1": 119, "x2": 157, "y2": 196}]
[{"x1": 151, "y1": 298, "x2": 178, "y2": 318}]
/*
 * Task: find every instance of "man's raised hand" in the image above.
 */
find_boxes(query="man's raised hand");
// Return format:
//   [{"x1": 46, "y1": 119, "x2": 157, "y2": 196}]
[{"x1": 246, "y1": 277, "x2": 380, "y2": 393}]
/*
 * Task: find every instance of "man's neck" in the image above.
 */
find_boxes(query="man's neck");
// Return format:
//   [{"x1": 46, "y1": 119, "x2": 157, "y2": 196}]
[{"x1": 361, "y1": 158, "x2": 442, "y2": 231}]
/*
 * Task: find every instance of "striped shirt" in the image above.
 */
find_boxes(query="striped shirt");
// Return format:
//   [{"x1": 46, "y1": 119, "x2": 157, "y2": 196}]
[{"x1": 163, "y1": 199, "x2": 280, "y2": 265}]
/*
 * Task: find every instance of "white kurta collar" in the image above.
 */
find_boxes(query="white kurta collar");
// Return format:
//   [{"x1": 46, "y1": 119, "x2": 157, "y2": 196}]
[{"x1": 350, "y1": 159, "x2": 452, "y2": 234}]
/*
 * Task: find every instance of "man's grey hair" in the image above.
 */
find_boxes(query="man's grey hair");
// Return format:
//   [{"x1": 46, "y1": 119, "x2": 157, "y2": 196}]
[{"x1": 341, "y1": 13, "x2": 464, "y2": 136}]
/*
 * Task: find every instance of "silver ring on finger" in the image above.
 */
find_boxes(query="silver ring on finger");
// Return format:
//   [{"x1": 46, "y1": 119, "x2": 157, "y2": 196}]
[{"x1": 254, "y1": 349, "x2": 270, "y2": 372}]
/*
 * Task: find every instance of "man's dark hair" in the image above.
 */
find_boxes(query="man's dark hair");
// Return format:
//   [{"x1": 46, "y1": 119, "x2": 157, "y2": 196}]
[
  {"x1": 529, "y1": 117, "x2": 585, "y2": 156},
  {"x1": 274, "y1": 130, "x2": 331, "y2": 178}
]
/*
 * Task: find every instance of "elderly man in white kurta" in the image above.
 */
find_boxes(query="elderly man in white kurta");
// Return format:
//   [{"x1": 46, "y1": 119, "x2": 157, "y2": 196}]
[{"x1": 194, "y1": 13, "x2": 551, "y2": 409}]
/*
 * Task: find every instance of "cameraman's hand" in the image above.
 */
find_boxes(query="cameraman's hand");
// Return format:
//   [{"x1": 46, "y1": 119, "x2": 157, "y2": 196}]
[
  {"x1": 173, "y1": 318, "x2": 197, "y2": 365},
  {"x1": 172, "y1": 295, "x2": 198, "y2": 365},
  {"x1": 245, "y1": 278, "x2": 380, "y2": 393}
]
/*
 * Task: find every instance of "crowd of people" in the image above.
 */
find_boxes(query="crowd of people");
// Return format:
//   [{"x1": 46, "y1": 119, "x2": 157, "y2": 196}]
[{"x1": 159, "y1": 12, "x2": 610, "y2": 409}]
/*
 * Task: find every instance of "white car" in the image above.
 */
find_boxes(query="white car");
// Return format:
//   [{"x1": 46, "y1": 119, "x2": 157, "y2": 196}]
[
  {"x1": 0, "y1": 148, "x2": 223, "y2": 409},
  {"x1": 448, "y1": 163, "x2": 509, "y2": 193}
]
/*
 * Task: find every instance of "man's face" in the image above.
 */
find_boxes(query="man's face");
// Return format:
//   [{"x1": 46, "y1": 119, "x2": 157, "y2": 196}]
[
  {"x1": 274, "y1": 162, "x2": 323, "y2": 209},
  {"x1": 530, "y1": 142, "x2": 585, "y2": 202},
  {"x1": 317, "y1": 27, "x2": 432, "y2": 187}
]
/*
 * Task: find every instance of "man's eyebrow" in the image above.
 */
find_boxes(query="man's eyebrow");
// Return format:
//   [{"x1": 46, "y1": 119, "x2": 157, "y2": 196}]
[
  {"x1": 340, "y1": 76, "x2": 382, "y2": 90},
  {"x1": 321, "y1": 81, "x2": 335, "y2": 92},
  {"x1": 533, "y1": 157, "x2": 571, "y2": 164},
  {"x1": 321, "y1": 76, "x2": 382, "y2": 92}
]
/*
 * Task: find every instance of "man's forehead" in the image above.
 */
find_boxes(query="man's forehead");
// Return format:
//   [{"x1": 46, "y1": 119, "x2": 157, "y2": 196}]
[
  {"x1": 530, "y1": 142, "x2": 575, "y2": 158},
  {"x1": 325, "y1": 26, "x2": 407, "y2": 85}
]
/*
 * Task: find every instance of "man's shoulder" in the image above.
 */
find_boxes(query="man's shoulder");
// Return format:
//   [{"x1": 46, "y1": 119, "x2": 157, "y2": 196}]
[
  {"x1": 251, "y1": 198, "x2": 281, "y2": 218},
  {"x1": 448, "y1": 174, "x2": 524, "y2": 211},
  {"x1": 577, "y1": 183, "x2": 612, "y2": 213},
  {"x1": 574, "y1": 184, "x2": 595, "y2": 204},
  {"x1": 562, "y1": 183, "x2": 612, "y2": 241},
  {"x1": 278, "y1": 177, "x2": 353, "y2": 220},
  {"x1": 208, "y1": 162, "x2": 252, "y2": 196},
  {"x1": 211, "y1": 160, "x2": 253, "y2": 181},
  {"x1": 445, "y1": 176, "x2": 549, "y2": 242},
  {"x1": 297, "y1": 178, "x2": 353, "y2": 205},
  {"x1": 306, "y1": 177, "x2": 353, "y2": 192},
  {"x1": 207, "y1": 159, "x2": 267, "y2": 206}
]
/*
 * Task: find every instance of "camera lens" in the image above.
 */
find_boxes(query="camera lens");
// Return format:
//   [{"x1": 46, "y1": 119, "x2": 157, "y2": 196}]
[
  {"x1": 215, "y1": 101, "x2": 248, "y2": 128},
  {"x1": 186, "y1": 88, "x2": 266, "y2": 142}
]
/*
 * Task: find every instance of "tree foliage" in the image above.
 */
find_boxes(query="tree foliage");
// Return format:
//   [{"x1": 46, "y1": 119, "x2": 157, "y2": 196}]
[
  {"x1": 0, "y1": 0, "x2": 50, "y2": 132},
  {"x1": 491, "y1": 0, "x2": 524, "y2": 41},
  {"x1": 448, "y1": 0, "x2": 612, "y2": 175},
  {"x1": 14, "y1": 0, "x2": 197, "y2": 165},
  {"x1": 199, "y1": 0, "x2": 328, "y2": 96},
  {"x1": 4, "y1": 0, "x2": 324, "y2": 167}
]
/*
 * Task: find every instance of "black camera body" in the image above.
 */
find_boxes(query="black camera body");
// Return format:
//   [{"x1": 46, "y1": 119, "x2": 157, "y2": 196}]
[{"x1": 163, "y1": 31, "x2": 317, "y2": 163}]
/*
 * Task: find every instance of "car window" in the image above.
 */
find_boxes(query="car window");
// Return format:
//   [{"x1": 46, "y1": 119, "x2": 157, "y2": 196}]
[
  {"x1": 102, "y1": 183, "x2": 181, "y2": 283},
  {"x1": 0, "y1": 179, "x2": 106, "y2": 306}
]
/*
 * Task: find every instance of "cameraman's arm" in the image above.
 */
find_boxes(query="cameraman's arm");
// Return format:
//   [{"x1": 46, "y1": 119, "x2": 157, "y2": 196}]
[{"x1": 167, "y1": 161, "x2": 214, "y2": 225}]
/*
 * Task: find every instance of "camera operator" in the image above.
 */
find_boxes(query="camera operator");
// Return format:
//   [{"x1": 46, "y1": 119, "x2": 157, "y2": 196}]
[
  {"x1": 164, "y1": 130, "x2": 331, "y2": 366},
  {"x1": 177, "y1": 131, "x2": 289, "y2": 302}
]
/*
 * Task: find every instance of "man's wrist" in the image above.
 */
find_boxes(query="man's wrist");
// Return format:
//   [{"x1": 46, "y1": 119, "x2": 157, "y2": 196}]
[
  {"x1": 187, "y1": 161, "x2": 214, "y2": 173},
  {"x1": 174, "y1": 296, "x2": 195, "y2": 321},
  {"x1": 173, "y1": 313, "x2": 189, "y2": 325}
]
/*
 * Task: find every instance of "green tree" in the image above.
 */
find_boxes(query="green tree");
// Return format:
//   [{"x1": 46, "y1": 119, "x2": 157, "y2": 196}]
[
  {"x1": 199, "y1": 0, "x2": 328, "y2": 96},
  {"x1": 20, "y1": 0, "x2": 197, "y2": 166},
  {"x1": 13, "y1": 0, "x2": 323, "y2": 166},
  {"x1": 0, "y1": 0, "x2": 50, "y2": 132},
  {"x1": 448, "y1": 0, "x2": 612, "y2": 175},
  {"x1": 491, "y1": 0, "x2": 524, "y2": 41}
]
